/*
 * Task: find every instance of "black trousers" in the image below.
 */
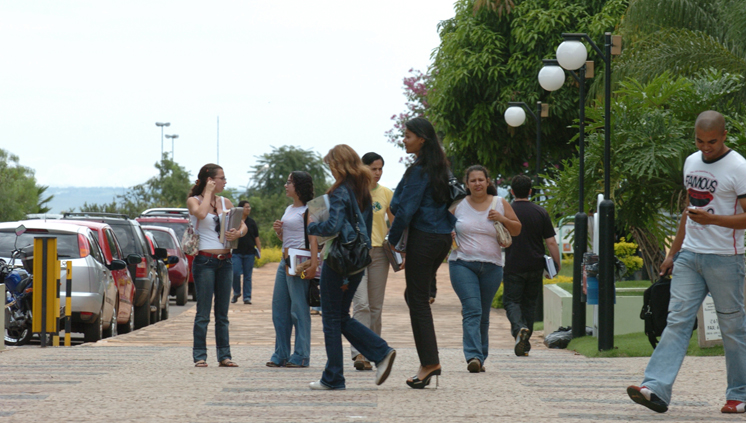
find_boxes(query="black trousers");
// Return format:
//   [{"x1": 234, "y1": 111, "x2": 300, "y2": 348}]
[
  {"x1": 503, "y1": 269, "x2": 544, "y2": 338},
  {"x1": 404, "y1": 227, "x2": 452, "y2": 366}
]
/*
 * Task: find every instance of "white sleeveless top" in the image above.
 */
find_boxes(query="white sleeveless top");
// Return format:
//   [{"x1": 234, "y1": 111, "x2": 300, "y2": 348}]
[
  {"x1": 448, "y1": 196, "x2": 504, "y2": 266},
  {"x1": 191, "y1": 196, "x2": 227, "y2": 251}
]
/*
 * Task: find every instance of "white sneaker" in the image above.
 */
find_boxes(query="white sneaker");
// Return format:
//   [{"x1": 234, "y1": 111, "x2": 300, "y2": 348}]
[
  {"x1": 375, "y1": 349, "x2": 396, "y2": 385},
  {"x1": 309, "y1": 381, "x2": 333, "y2": 390}
]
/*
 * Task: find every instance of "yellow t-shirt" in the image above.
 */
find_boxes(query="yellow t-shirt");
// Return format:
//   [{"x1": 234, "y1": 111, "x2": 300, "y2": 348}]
[{"x1": 370, "y1": 184, "x2": 394, "y2": 247}]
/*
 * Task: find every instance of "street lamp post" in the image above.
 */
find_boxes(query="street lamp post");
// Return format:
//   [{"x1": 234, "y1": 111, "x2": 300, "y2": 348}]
[
  {"x1": 504, "y1": 101, "x2": 547, "y2": 187},
  {"x1": 165, "y1": 134, "x2": 179, "y2": 161},
  {"x1": 155, "y1": 122, "x2": 171, "y2": 159},
  {"x1": 539, "y1": 58, "x2": 593, "y2": 339},
  {"x1": 556, "y1": 32, "x2": 621, "y2": 351}
]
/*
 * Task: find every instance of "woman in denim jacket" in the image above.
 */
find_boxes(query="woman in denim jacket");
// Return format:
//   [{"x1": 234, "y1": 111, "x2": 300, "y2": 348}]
[
  {"x1": 388, "y1": 117, "x2": 456, "y2": 389},
  {"x1": 307, "y1": 144, "x2": 396, "y2": 390}
]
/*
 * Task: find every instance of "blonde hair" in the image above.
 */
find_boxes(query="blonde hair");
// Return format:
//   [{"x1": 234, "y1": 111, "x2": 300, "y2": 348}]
[{"x1": 324, "y1": 144, "x2": 373, "y2": 211}]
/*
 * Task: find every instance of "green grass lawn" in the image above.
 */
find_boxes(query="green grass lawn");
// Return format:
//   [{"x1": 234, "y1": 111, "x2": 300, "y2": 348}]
[{"x1": 566, "y1": 330, "x2": 724, "y2": 357}]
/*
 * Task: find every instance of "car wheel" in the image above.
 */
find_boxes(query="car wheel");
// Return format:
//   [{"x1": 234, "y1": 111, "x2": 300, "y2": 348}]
[
  {"x1": 84, "y1": 306, "x2": 104, "y2": 343},
  {"x1": 119, "y1": 305, "x2": 134, "y2": 334},
  {"x1": 175, "y1": 283, "x2": 188, "y2": 306},
  {"x1": 103, "y1": 302, "x2": 118, "y2": 338},
  {"x1": 134, "y1": 303, "x2": 150, "y2": 330},
  {"x1": 150, "y1": 288, "x2": 161, "y2": 324},
  {"x1": 161, "y1": 293, "x2": 170, "y2": 321}
]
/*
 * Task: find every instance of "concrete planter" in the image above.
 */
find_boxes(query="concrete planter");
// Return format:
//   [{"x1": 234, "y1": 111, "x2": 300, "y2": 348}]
[{"x1": 543, "y1": 284, "x2": 644, "y2": 336}]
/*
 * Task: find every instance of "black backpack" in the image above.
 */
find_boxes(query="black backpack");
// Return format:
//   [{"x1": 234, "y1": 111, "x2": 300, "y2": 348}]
[{"x1": 640, "y1": 276, "x2": 696, "y2": 349}]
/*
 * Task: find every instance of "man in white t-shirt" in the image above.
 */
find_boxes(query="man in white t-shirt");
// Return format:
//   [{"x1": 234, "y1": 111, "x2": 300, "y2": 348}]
[{"x1": 627, "y1": 111, "x2": 746, "y2": 415}]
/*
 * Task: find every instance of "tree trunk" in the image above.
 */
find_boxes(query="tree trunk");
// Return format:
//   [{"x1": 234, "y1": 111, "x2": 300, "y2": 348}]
[{"x1": 630, "y1": 226, "x2": 666, "y2": 282}]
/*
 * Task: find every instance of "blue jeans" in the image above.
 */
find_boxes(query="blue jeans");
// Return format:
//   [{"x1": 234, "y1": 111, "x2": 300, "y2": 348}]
[
  {"x1": 449, "y1": 259, "x2": 503, "y2": 364},
  {"x1": 232, "y1": 253, "x2": 255, "y2": 301},
  {"x1": 192, "y1": 254, "x2": 233, "y2": 363},
  {"x1": 270, "y1": 261, "x2": 311, "y2": 366},
  {"x1": 641, "y1": 250, "x2": 746, "y2": 404},
  {"x1": 319, "y1": 263, "x2": 393, "y2": 389}
]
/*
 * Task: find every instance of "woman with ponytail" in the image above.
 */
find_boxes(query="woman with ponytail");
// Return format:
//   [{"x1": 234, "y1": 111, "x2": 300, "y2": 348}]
[{"x1": 187, "y1": 163, "x2": 246, "y2": 368}]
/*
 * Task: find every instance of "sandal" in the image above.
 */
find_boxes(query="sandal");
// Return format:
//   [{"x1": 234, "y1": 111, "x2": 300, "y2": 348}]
[
  {"x1": 266, "y1": 361, "x2": 283, "y2": 368},
  {"x1": 219, "y1": 359, "x2": 239, "y2": 367},
  {"x1": 194, "y1": 360, "x2": 208, "y2": 367}
]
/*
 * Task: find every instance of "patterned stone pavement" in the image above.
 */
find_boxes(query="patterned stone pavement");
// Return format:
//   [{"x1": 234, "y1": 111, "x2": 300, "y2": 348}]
[{"x1": 0, "y1": 263, "x2": 735, "y2": 422}]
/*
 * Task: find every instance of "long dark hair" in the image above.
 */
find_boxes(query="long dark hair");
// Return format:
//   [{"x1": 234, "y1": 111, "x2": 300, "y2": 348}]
[
  {"x1": 405, "y1": 118, "x2": 450, "y2": 204},
  {"x1": 290, "y1": 171, "x2": 314, "y2": 205},
  {"x1": 324, "y1": 144, "x2": 372, "y2": 211},
  {"x1": 464, "y1": 165, "x2": 498, "y2": 196},
  {"x1": 188, "y1": 163, "x2": 223, "y2": 198}
]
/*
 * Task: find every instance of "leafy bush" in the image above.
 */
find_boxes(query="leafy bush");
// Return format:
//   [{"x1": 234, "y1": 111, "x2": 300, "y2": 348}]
[
  {"x1": 254, "y1": 247, "x2": 283, "y2": 268},
  {"x1": 615, "y1": 238, "x2": 644, "y2": 278}
]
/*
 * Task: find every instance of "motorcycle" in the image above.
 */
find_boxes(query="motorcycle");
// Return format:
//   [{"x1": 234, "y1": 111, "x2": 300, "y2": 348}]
[{"x1": 3, "y1": 225, "x2": 34, "y2": 346}]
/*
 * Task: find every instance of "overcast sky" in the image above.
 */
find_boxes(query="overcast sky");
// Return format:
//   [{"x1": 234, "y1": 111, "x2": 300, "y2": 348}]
[{"x1": 0, "y1": 1, "x2": 458, "y2": 193}]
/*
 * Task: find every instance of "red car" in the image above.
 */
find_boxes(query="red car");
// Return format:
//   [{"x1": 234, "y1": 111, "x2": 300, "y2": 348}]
[
  {"x1": 137, "y1": 209, "x2": 194, "y2": 301},
  {"x1": 56, "y1": 220, "x2": 137, "y2": 333},
  {"x1": 142, "y1": 225, "x2": 190, "y2": 306}
]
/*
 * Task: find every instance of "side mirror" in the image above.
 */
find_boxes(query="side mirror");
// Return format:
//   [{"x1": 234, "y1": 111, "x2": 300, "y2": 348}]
[
  {"x1": 154, "y1": 248, "x2": 168, "y2": 260},
  {"x1": 126, "y1": 254, "x2": 142, "y2": 265},
  {"x1": 108, "y1": 259, "x2": 127, "y2": 271},
  {"x1": 167, "y1": 256, "x2": 180, "y2": 265}
]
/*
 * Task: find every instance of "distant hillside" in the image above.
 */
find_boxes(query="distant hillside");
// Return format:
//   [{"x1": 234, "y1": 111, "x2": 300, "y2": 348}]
[{"x1": 46, "y1": 186, "x2": 128, "y2": 214}]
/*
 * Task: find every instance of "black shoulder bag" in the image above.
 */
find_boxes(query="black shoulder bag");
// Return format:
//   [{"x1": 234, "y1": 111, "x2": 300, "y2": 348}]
[
  {"x1": 303, "y1": 209, "x2": 321, "y2": 307},
  {"x1": 326, "y1": 188, "x2": 372, "y2": 277},
  {"x1": 448, "y1": 168, "x2": 467, "y2": 206}
]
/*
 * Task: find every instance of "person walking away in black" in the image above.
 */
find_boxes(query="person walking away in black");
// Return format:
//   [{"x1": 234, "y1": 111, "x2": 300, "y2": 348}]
[
  {"x1": 388, "y1": 117, "x2": 455, "y2": 389},
  {"x1": 502, "y1": 174, "x2": 560, "y2": 357},
  {"x1": 231, "y1": 200, "x2": 261, "y2": 305}
]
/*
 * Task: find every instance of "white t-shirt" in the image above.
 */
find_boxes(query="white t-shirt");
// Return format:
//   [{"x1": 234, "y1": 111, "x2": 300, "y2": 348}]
[
  {"x1": 682, "y1": 150, "x2": 746, "y2": 255},
  {"x1": 449, "y1": 196, "x2": 503, "y2": 266},
  {"x1": 281, "y1": 204, "x2": 308, "y2": 250}
]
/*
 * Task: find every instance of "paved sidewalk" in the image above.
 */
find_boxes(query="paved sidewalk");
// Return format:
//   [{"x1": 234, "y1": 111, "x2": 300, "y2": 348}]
[{"x1": 0, "y1": 263, "x2": 734, "y2": 422}]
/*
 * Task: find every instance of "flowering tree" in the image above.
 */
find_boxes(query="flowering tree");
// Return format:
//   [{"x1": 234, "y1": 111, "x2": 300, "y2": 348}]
[{"x1": 385, "y1": 69, "x2": 431, "y2": 160}]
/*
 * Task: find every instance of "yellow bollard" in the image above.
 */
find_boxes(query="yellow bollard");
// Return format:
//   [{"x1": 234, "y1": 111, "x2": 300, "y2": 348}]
[{"x1": 31, "y1": 237, "x2": 59, "y2": 347}]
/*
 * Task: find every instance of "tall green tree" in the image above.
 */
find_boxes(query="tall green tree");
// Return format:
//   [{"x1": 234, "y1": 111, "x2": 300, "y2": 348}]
[
  {"x1": 544, "y1": 70, "x2": 745, "y2": 277},
  {"x1": 615, "y1": 0, "x2": 746, "y2": 104},
  {"x1": 0, "y1": 149, "x2": 53, "y2": 222},
  {"x1": 246, "y1": 145, "x2": 331, "y2": 198},
  {"x1": 427, "y1": 0, "x2": 627, "y2": 179}
]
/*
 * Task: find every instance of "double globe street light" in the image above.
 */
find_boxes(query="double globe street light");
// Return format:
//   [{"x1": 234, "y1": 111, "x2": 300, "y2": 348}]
[
  {"x1": 165, "y1": 134, "x2": 179, "y2": 161},
  {"x1": 539, "y1": 58, "x2": 594, "y2": 340},
  {"x1": 504, "y1": 101, "x2": 549, "y2": 188},
  {"x1": 155, "y1": 122, "x2": 171, "y2": 159},
  {"x1": 554, "y1": 32, "x2": 621, "y2": 351}
]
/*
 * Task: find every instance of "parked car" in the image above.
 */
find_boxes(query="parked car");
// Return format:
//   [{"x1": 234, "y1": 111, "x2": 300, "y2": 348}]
[
  {"x1": 143, "y1": 231, "x2": 172, "y2": 322},
  {"x1": 62, "y1": 213, "x2": 160, "y2": 330},
  {"x1": 56, "y1": 220, "x2": 137, "y2": 333},
  {"x1": 137, "y1": 208, "x2": 195, "y2": 300},
  {"x1": 142, "y1": 226, "x2": 189, "y2": 305},
  {"x1": 0, "y1": 220, "x2": 119, "y2": 342}
]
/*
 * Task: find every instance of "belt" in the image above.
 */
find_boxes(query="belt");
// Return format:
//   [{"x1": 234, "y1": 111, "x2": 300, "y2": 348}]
[{"x1": 198, "y1": 251, "x2": 232, "y2": 260}]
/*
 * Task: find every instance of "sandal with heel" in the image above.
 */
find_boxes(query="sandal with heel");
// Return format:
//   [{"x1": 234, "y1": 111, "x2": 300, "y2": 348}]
[{"x1": 406, "y1": 368, "x2": 441, "y2": 389}]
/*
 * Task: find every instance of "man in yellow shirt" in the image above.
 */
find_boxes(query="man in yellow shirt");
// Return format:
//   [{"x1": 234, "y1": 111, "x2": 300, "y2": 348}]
[{"x1": 351, "y1": 152, "x2": 395, "y2": 370}]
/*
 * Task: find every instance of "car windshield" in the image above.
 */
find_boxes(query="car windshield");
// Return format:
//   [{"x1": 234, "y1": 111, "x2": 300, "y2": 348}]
[
  {"x1": 149, "y1": 231, "x2": 177, "y2": 249},
  {"x1": 0, "y1": 231, "x2": 81, "y2": 258},
  {"x1": 141, "y1": 222, "x2": 187, "y2": 243}
]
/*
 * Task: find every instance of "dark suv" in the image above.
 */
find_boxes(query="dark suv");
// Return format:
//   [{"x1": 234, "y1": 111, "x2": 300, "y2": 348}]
[{"x1": 62, "y1": 213, "x2": 163, "y2": 329}]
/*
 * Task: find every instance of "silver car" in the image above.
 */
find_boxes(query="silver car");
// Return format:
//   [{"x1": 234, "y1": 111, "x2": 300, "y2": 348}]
[{"x1": 0, "y1": 221, "x2": 120, "y2": 343}]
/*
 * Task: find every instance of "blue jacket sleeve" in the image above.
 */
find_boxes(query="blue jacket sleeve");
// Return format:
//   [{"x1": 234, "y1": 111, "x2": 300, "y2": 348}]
[
  {"x1": 307, "y1": 188, "x2": 348, "y2": 237},
  {"x1": 388, "y1": 166, "x2": 427, "y2": 245}
]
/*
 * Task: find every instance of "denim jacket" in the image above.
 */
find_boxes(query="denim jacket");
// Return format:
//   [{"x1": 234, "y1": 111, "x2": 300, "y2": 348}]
[
  {"x1": 389, "y1": 164, "x2": 456, "y2": 245},
  {"x1": 307, "y1": 184, "x2": 373, "y2": 248}
]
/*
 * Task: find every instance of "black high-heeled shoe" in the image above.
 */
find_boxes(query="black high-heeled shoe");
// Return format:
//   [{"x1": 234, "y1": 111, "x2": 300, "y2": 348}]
[{"x1": 406, "y1": 368, "x2": 441, "y2": 389}]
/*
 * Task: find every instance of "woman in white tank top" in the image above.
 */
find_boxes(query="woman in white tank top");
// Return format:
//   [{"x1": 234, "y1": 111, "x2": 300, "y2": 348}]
[
  {"x1": 187, "y1": 164, "x2": 247, "y2": 368},
  {"x1": 448, "y1": 165, "x2": 521, "y2": 373}
]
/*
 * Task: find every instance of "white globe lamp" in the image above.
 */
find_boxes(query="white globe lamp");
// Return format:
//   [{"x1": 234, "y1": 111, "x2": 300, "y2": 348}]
[
  {"x1": 556, "y1": 40, "x2": 588, "y2": 71},
  {"x1": 538, "y1": 65, "x2": 566, "y2": 91},
  {"x1": 504, "y1": 106, "x2": 526, "y2": 127}
]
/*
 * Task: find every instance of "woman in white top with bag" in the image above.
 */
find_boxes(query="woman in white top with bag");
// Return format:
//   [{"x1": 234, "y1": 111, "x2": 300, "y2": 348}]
[
  {"x1": 448, "y1": 165, "x2": 521, "y2": 373},
  {"x1": 187, "y1": 163, "x2": 246, "y2": 368}
]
